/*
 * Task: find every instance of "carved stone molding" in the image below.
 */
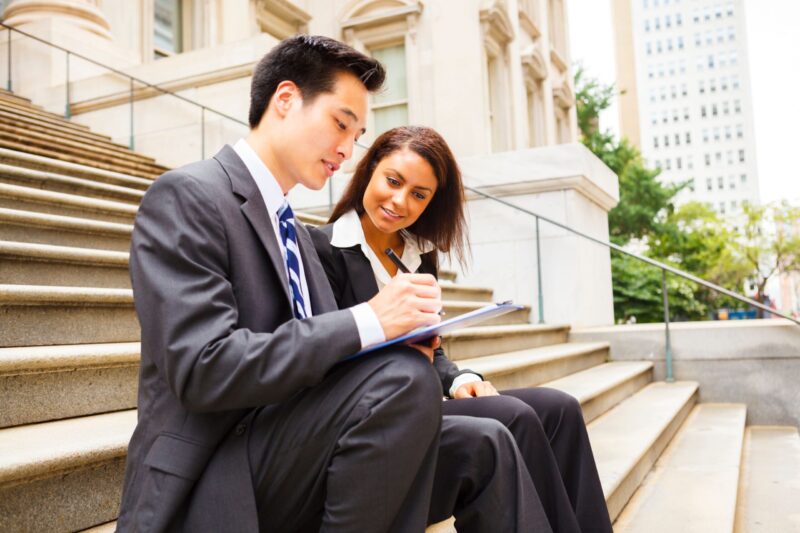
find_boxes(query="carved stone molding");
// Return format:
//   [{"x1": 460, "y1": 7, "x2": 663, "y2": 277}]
[
  {"x1": 521, "y1": 46, "x2": 548, "y2": 85},
  {"x1": 2, "y1": 0, "x2": 113, "y2": 39},
  {"x1": 255, "y1": 0, "x2": 312, "y2": 40},
  {"x1": 553, "y1": 83, "x2": 575, "y2": 109},
  {"x1": 480, "y1": 1, "x2": 515, "y2": 48}
]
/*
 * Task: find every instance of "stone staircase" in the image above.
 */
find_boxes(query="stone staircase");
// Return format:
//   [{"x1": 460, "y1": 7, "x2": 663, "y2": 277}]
[{"x1": 1, "y1": 91, "x2": 798, "y2": 532}]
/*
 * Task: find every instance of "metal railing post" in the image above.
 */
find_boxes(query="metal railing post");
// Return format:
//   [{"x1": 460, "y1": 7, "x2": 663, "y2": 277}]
[
  {"x1": 6, "y1": 28, "x2": 11, "y2": 92},
  {"x1": 535, "y1": 216, "x2": 544, "y2": 324},
  {"x1": 662, "y1": 269, "x2": 675, "y2": 382},
  {"x1": 200, "y1": 106, "x2": 205, "y2": 159},
  {"x1": 64, "y1": 51, "x2": 70, "y2": 118},
  {"x1": 129, "y1": 77, "x2": 134, "y2": 150}
]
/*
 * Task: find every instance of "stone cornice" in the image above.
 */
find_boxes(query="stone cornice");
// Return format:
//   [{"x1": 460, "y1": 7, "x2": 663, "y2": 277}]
[
  {"x1": 464, "y1": 174, "x2": 619, "y2": 212},
  {"x1": 341, "y1": 3, "x2": 423, "y2": 30}
]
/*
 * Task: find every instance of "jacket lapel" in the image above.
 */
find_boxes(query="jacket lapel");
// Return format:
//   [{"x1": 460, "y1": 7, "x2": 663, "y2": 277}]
[
  {"x1": 295, "y1": 222, "x2": 338, "y2": 314},
  {"x1": 341, "y1": 247, "x2": 380, "y2": 302},
  {"x1": 213, "y1": 145, "x2": 292, "y2": 306}
]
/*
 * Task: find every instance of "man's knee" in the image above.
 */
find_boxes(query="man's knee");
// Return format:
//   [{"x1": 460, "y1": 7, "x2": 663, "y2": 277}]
[{"x1": 364, "y1": 347, "x2": 442, "y2": 422}]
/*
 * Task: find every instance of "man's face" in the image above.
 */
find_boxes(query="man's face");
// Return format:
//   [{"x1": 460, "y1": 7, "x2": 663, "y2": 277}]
[{"x1": 280, "y1": 72, "x2": 368, "y2": 191}]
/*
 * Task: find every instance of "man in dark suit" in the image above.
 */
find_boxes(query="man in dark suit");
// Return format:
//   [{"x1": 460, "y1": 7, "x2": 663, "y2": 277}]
[{"x1": 117, "y1": 35, "x2": 547, "y2": 532}]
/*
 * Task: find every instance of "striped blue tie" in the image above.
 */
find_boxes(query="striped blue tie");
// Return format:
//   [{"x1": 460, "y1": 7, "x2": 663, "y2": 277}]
[{"x1": 278, "y1": 201, "x2": 307, "y2": 319}]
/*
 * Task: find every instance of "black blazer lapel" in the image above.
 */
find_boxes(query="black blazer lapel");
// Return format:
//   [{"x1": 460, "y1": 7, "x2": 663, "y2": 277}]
[
  {"x1": 341, "y1": 247, "x2": 380, "y2": 303},
  {"x1": 213, "y1": 145, "x2": 292, "y2": 306}
]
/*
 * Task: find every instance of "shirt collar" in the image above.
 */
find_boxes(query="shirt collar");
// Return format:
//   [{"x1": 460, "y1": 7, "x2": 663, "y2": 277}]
[
  {"x1": 232, "y1": 138, "x2": 285, "y2": 217},
  {"x1": 330, "y1": 209, "x2": 435, "y2": 281}
]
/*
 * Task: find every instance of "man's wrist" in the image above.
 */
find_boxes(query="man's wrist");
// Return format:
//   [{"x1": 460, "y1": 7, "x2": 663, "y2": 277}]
[{"x1": 350, "y1": 302, "x2": 386, "y2": 350}]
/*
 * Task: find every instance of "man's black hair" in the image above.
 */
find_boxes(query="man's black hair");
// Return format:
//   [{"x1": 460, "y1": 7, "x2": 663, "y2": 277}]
[{"x1": 249, "y1": 34, "x2": 386, "y2": 128}]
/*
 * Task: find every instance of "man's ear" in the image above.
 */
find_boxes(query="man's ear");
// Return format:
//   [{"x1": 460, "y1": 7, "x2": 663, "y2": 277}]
[{"x1": 271, "y1": 80, "x2": 303, "y2": 118}]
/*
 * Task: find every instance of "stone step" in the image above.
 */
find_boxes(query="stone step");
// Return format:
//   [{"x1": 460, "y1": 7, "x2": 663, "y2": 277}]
[
  {"x1": 0, "y1": 89, "x2": 40, "y2": 107},
  {"x1": 0, "y1": 342, "x2": 140, "y2": 428},
  {"x1": 442, "y1": 324, "x2": 570, "y2": 361},
  {"x1": 613, "y1": 403, "x2": 746, "y2": 532},
  {"x1": 0, "y1": 96, "x2": 93, "y2": 133},
  {"x1": 0, "y1": 241, "x2": 130, "y2": 288},
  {"x1": 0, "y1": 110, "x2": 142, "y2": 159},
  {"x1": 458, "y1": 341, "x2": 609, "y2": 390},
  {"x1": 0, "y1": 182, "x2": 137, "y2": 224},
  {"x1": 541, "y1": 361, "x2": 654, "y2": 423},
  {"x1": 0, "y1": 162, "x2": 144, "y2": 203},
  {"x1": 734, "y1": 426, "x2": 800, "y2": 532},
  {"x1": 588, "y1": 381, "x2": 699, "y2": 521},
  {"x1": 439, "y1": 269, "x2": 457, "y2": 282},
  {"x1": 0, "y1": 410, "x2": 136, "y2": 532},
  {"x1": 0, "y1": 136, "x2": 162, "y2": 180},
  {"x1": 0, "y1": 147, "x2": 154, "y2": 190},
  {"x1": 0, "y1": 285, "x2": 137, "y2": 347},
  {"x1": 0, "y1": 208, "x2": 132, "y2": 251},
  {"x1": 442, "y1": 300, "x2": 530, "y2": 326},
  {"x1": 0, "y1": 127, "x2": 165, "y2": 176},
  {"x1": 439, "y1": 283, "x2": 493, "y2": 302}
]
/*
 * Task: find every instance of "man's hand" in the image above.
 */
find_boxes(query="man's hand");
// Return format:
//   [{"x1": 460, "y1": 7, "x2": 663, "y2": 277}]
[
  {"x1": 368, "y1": 273, "x2": 442, "y2": 340},
  {"x1": 406, "y1": 336, "x2": 441, "y2": 364},
  {"x1": 453, "y1": 380, "x2": 499, "y2": 399}
]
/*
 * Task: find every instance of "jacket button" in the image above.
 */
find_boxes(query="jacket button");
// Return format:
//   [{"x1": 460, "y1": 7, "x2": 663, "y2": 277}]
[{"x1": 235, "y1": 423, "x2": 247, "y2": 436}]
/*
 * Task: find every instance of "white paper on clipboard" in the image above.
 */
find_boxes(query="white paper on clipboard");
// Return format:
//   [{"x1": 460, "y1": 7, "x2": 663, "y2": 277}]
[{"x1": 353, "y1": 301, "x2": 524, "y2": 357}]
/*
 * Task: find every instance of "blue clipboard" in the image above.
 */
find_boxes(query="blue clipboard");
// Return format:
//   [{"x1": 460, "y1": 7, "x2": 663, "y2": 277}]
[{"x1": 354, "y1": 301, "x2": 524, "y2": 357}]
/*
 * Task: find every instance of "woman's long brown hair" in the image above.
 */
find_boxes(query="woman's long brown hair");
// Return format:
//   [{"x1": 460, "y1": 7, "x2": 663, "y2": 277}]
[{"x1": 329, "y1": 125, "x2": 469, "y2": 268}]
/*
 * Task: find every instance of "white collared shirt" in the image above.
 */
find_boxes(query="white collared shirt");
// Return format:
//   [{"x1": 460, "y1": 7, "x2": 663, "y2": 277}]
[
  {"x1": 231, "y1": 139, "x2": 384, "y2": 349},
  {"x1": 330, "y1": 210, "x2": 481, "y2": 396}
]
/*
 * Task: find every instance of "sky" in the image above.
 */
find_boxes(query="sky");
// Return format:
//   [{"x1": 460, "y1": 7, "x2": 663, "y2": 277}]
[{"x1": 566, "y1": 0, "x2": 800, "y2": 204}]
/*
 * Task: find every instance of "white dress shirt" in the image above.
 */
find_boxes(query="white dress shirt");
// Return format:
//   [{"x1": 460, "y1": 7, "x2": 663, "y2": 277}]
[
  {"x1": 330, "y1": 210, "x2": 482, "y2": 396},
  {"x1": 231, "y1": 139, "x2": 384, "y2": 350}
]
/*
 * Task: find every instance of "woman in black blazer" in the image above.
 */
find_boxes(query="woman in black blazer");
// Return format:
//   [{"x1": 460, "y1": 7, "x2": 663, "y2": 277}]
[{"x1": 309, "y1": 126, "x2": 612, "y2": 533}]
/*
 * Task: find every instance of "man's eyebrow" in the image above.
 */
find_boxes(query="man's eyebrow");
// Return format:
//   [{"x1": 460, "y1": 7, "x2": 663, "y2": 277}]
[
  {"x1": 339, "y1": 107, "x2": 367, "y2": 135},
  {"x1": 386, "y1": 168, "x2": 434, "y2": 192}
]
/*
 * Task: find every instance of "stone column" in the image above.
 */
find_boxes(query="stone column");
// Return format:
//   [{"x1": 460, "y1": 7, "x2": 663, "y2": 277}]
[{"x1": 2, "y1": 0, "x2": 113, "y2": 40}]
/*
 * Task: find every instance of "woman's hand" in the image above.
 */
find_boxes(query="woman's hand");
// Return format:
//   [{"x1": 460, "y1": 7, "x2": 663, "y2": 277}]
[{"x1": 453, "y1": 380, "x2": 499, "y2": 399}]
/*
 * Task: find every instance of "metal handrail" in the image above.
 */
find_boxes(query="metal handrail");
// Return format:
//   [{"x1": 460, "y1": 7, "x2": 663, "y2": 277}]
[
  {"x1": 463, "y1": 184, "x2": 799, "y2": 381},
  {"x1": 0, "y1": 21, "x2": 248, "y2": 157}
]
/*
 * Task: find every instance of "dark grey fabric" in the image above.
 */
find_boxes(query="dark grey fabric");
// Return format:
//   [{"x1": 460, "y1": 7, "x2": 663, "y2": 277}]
[{"x1": 117, "y1": 146, "x2": 440, "y2": 532}]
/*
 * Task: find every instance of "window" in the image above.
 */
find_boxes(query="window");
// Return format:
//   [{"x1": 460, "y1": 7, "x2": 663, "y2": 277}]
[
  {"x1": 716, "y1": 152, "x2": 722, "y2": 162},
  {"x1": 739, "y1": 149, "x2": 745, "y2": 162},
  {"x1": 371, "y1": 44, "x2": 409, "y2": 135},
  {"x1": 710, "y1": 79, "x2": 717, "y2": 93},
  {"x1": 657, "y1": 40, "x2": 663, "y2": 53},
  {"x1": 677, "y1": 157, "x2": 682, "y2": 169},
  {"x1": 647, "y1": 42, "x2": 653, "y2": 55},
  {"x1": 741, "y1": 174, "x2": 747, "y2": 184},
  {"x1": 731, "y1": 200, "x2": 737, "y2": 210},
  {"x1": 703, "y1": 129, "x2": 709, "y2": 143},
  {"x1": 706, "y1": 178, "x2": 713, "y2": 191},
  {"x1": 675, "y1": 133, "x2": 681, "y2": 146},
  {"x1": 729, "y1": 176, "x2": 736, "y2": 190},
  {"x1": 732, "y1": 75, "x2": 740, "y2": 90},
  {"x1": 699, "y1": 80, "x2": 705, "y2": 94},
  {"x1": 665, "y1": 15, "x2": 672, "y2": 28},
  {"x1": 705, "y1": 153, "x2": 711, "y2": 166},
  {"x1": 654, "y1": 136, "x2": 659, "y2": 148},
  {"x1": 645, "y1": 19, "x2": 651, "y2": 32},
  {"x1": 717, "y1": 28, "x2": 725, "y2": 43},
  {"x1": 712, "y1": 104, "x2": 718, "y2": 117},
  {"x1": 681, "y1": 84, "x2": 688, "y2": 97},
  {"x1": 721, "y1": 76, "x2": 728, "y2": 91},
  {"x1": 664, "y1": 134, "x2": 670, "y2": 147},
  {"x1": 678, "y1": 36, "x2": 684, "y2": 49},
  {"x1": 723, "y1": 101, "x2": 730, "y2": 115},
  {"x1": 701, "y1": 105, "x2": 707, "y2": 118},
  {"x1": 727, "y1": 2, "x2": 734, "y2": 16},
  {"x1": 687, "y1": 155, "x2": 694, "y2": 168},
  {"x1": 655, "y1": 17, "x2": 661, "y2": 30},
  {"x1": 689, "y1": 178, "x2": 695, "y2": 192},
  {"x1": 665, "y1": 158, "x2": 672, "y2": 170},
  {"x1": 715, "y1": 5, "x2": 722, "y2": 18},
  {"x1": 730, "y1": 51, "x2": 738, "y2": 66},
  {"x1": 718, "y1": 176, "x2": 724, "y2": 189},
  {"x1": 667, "y1": 38, "x2": 673, "y2": 52},
  {"x1": 670, "y1": 85, "x2": 677, "y2": 99},
  {"x1": 154, "y1": 0, "x2": 183, "y2": 58},
  {"x1": 686, "y1": 132, "x2": 692, "y2": 144},
  {"x1": 644, "y1": 0, "x2": 649, "y2": 7},
  {"x1": 734, "y1": 99, "x2": 741, "y2": 113},
  {"x1": 713, "y1": 127, "x2": 720, "y2": 141},
  {"x1": 708, "y1": 54, "x2": 715, "y2": 69},
  {"x1": 676, "y1": 13, "x2": 683, "y2": 26},
  {"x1": 736, "y1": 124, "x2": 743, "y2": 138},
  {"x1": 728, "y1": 26, "x2": 735, "y2": 41},
  {"x1": 727, "y1": 150, "x2": 733, "y2": 164},
  {"x1": 720, "y1": 202, "x2": 726, "y2": 214},
  {"x1": 673, "y1": 109, "x2": 679, "y2": 122},
  {"x1": 695, "y1": 33, "x2": 702, "y2": 46},
  {"x1": 725, "y1": 126, "x2": 732, "y2": 140}
]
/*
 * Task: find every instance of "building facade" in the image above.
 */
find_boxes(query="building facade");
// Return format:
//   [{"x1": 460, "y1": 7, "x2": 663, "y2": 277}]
[
  {"x1": 613, "y1": 0, "x2": 760, "y2": 217},
  {"x1": 0, "y1": 0, "x2": 579, "y2": 169}
]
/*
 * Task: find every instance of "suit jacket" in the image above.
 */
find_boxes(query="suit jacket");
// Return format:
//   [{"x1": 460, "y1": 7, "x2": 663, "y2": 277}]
[
  {"x1": 309, "y1": 223, "x2": 480, "y2": 396},
  {"x1": 117, "y1": 145, "x2": 362, "y2": 532}
]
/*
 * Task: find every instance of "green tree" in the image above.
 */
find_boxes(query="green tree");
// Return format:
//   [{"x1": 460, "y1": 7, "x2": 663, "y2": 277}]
[{"x1": 736, "y1": 201, "x2": 800, "y2": 314}]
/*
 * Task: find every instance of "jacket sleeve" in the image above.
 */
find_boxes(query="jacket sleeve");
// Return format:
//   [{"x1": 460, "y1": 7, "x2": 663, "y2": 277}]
[
  {"x1": 419, "y1": 253, "x2": 484, "y2": 395},
  {"x1": 129, "y1": 172, "x2": 361, "y2": 412}
]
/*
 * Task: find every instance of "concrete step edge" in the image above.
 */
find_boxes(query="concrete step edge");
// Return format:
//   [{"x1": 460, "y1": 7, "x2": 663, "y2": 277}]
[
  {"x1": 0, "y1": 207, "x2": 133, "y2": 236},
  {"x1": 0, "y1": 342, "x2": 141, "y2": 374},
  {"x1": 458, "y1": 341, "x2": 609, "y2": 376},
  {"x1": 0, "y1": 240, "x2": 129, "y2": 266},
  {"x1": 0, "y1": 410, "x2": 137, "y2": 486},
  {"x1": 444, "y1": 323, "x2": 570, "y2": 340},
  {"x1": 588, "y1": 380, "x2": 699, "y2": 520},
  {"x1": 0, "y1": 182, "x2": 138, "y2": 216},
  {"x1": 542, "y1": 361, "x2": 654, "y2": 405},
  {"x1": 613, "y1": 403, "x2": 747, "y2": 532},
  {"x1": 0, "y1": 162, "x2": 144, "y2": 202},
  {"x1": 0, "y1": 284, "x2": 133, "y2": 305},
  {"x1": 0, "y1": 147, "x2": 155, "y2": 188}
]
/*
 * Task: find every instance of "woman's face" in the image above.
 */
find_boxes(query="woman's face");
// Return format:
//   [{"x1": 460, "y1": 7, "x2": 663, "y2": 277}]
[{"x1": 362, "y1": 148, "x2": 439, "y2": 235}]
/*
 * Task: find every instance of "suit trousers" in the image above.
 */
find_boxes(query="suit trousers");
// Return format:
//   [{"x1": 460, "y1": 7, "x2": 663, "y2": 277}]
[
  {"x1": 236, "y1": 348, "x2": 443, "y2": 532},
  {"x1": 441, "y1": 388, "x2": 613, "y2": 533}
]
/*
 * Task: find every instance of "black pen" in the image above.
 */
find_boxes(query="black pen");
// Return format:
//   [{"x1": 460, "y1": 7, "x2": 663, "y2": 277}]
[{"x1": 385, "y1": 248, "x2": 445, "y2": 316}]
